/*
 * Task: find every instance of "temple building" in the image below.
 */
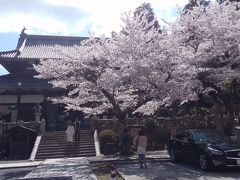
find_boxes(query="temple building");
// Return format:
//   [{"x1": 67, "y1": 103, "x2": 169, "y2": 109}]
[{"x1": 0, "y1": 30, "x2": 87, "y2": 131}]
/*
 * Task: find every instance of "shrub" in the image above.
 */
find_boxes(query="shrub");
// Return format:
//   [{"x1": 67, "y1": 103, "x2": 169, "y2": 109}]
[{"x1": 99, "y1": 129, "x2": 115, "y2": 154}]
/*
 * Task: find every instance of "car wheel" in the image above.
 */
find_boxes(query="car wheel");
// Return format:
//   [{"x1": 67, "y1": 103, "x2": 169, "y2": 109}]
[
  {"x1": 199, "y1": 153, "x2": 210, "y2": 171},
  {"x1": 169, "y1": 148, "x2": 178, "y2": 162}
]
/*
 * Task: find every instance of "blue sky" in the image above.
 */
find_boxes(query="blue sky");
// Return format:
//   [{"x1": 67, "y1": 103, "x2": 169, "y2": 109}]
[{"x1": 0, "y1": 0, "x2": 189, "y2": 75}]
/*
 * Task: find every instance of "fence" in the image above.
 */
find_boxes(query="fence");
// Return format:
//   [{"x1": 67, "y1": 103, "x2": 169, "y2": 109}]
[
  {"x1": 95, "y1": 118, "x2": 146, "y2": 132},
  {"x1": 0, "y1": 121, "x2": 41, "y2": 135}
]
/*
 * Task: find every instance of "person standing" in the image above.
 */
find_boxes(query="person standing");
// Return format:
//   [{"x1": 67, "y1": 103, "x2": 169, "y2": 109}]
[
  {"x1": 74, "y1": 118, "x2": 81, "y2": 142},
  {"x1": 66, "y1": 121, "x2": 75, "y2": 143},
  {"x1": 133, "y1": 129, "x2": 148, "y2": 169}
]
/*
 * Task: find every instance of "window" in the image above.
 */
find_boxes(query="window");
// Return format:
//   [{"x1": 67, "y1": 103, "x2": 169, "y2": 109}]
[{"x1": 176, "y1": 131, "x2": 186, "y2": 141}]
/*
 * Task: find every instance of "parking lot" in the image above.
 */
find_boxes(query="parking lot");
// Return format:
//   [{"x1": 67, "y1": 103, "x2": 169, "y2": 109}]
[{"x1": 117, "y1": 161, "x2": 240, "y2": 180}]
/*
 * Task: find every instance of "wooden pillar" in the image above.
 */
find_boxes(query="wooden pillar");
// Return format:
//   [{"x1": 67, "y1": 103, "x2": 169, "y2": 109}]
[
  {"x1": 16, "y1": 82, "x2": 22, "y2": 122},
  {"x1": 16, "y1": 94, "x2": 20, "y2": 121},
  {"x1": 9, "y1": 136, "x2": 12, "y2": 159},
  {"x1": 0, "y1": 121, "x2": 2, "y2": 135}
]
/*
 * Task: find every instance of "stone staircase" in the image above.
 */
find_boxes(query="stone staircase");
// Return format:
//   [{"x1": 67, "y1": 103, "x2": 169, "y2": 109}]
[{"x1": 35, "y1": 130, "x2": 96, "y2": 160}]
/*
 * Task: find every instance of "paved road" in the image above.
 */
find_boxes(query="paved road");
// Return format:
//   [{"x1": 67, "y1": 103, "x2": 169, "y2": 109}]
[
  {"x1": 1, "y1": 161, "x2": 240, "y2": 180},
  {"x1": 117, "y1": 162, "x2": 240, "y2": 180},
  {"x1": 0, "y1": 167, "x2": 34, "y2": 180},
  {"x1": 20, "y1": 157, "x2": 97, "y2": 180}
]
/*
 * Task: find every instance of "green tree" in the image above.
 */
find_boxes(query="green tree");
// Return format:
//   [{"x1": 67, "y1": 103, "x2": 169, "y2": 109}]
[
  {"x1": 183, "y1": 0, "x2": 210, "y2": 13},
  {"x1": 217, "y1": 0, "x2": 240, "y2": 3},
  {"x1": 134, "y1": 3, "x2": 161, "y2": 32}
]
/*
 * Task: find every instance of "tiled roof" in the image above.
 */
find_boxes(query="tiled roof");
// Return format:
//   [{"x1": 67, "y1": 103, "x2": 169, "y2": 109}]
[{"x1": 0, "y1": 33, "x2": 88, "y2": 59}]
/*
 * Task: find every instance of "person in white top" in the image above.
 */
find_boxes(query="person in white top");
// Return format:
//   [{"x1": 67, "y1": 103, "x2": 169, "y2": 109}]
[
  {"x1": 66, "y1": 121, "x2": 75, "y2": 143},
  {"x1": 133, "y1": 128, "x2": 148, "y2": 169}
]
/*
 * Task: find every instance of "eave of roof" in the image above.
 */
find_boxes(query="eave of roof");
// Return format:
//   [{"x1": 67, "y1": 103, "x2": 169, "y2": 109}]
[
  {"x1": 0, "y1": 33, "x2": 88, "y2": 60},
  {"x1": 0, "y1": 71, "x2": 51, "y2": 88},
  {"x1": 0, "y1": 50, "x2": 18, "y2": 58}
]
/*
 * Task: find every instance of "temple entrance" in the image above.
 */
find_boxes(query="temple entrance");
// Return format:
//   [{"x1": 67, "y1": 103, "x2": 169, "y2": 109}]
[
  {"x1": 45, "y1": 103, "x2": 58, "y2": 131},
  {"x1": 56, "y1": 105, "x2": 68, "y2": 131}
]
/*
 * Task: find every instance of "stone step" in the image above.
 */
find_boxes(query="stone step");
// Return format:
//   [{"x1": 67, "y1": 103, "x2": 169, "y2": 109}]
[
  {"x1": 42, "y1": 135, "x2": 93, "y2": 139},
  {"x1": 44, "y1": 130, "x2": 92, "y2": 134},
  {"x1": 44, "y1": 132, "x2": 93, "y2": 135},
  {"x1": 42, "y1": 138, "x2": 94, "y2": 141},
  {"x1": 38, "y1": 144, "x2": 95, "y2": 149},
  {"x1": 36, "y1": 153, "x2": 96, "y2": 160},
  {"x1": 36, "y1": 150, "x2": 96, "y2": 155},
  {"x1": 38, "y1": 142, "x2": 95, "y2": 146},
  {"x1": 43, "y1": 133, "x2": 93, "y2": 136},
  {"x1": 36, "y1": 152, "x2": 96, "y2": 158},
  {"x1": 42, "y1": 135, "x2": 93, "y2": 138},
  {"x1": 36, "y1": 131, "x2": 96, "y2": 160},
  {"x1": 41, "y1": 137, "x2": 94, "y2": 141},
  {"x1": 39, "y1": 141, "x2": 94, "y2": 145},
  {"x1": 38, "y1": 145, "x2": 95, "y2": 151},
  {"x1": 41, "y1": 137, "x2": 94, "y2": 142},
  {"x1": 36, "y1": 149, "x2": 96, "y2": 155}
]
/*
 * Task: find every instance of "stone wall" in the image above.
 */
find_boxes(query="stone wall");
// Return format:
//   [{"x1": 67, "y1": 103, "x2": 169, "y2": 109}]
[{"x1": 94, "y1": 114, "x2": 240, "y2": 135}]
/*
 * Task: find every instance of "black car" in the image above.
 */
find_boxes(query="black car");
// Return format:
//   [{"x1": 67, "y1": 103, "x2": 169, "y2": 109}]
[{"x1": 167, "y1": 129, "x2": 240, "y2": 171}]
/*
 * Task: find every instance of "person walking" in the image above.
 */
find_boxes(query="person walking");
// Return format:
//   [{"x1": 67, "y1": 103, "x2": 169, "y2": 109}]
[
  {"x1": 133, "y1": 128, "x2": 148, "y2": 169},
  {"x1": 66, "y1": 121, "x2": 75, "y2": 143},
  {"x1": 74, "y1": 118, "x2": 81, "y2": 142}
]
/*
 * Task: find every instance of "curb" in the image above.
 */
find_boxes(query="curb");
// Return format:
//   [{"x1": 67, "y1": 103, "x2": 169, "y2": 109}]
[
  {"x1": 0, "y1": 161, "x2": 43, "y2": 170},
  {"x1": 0, "y1": 154, "x2": 170, "y2": 169},
  {"x1": 118, "y1": 169, "x2": 129, "y2": 180},
  {"x1": 89, "y1": 157, "x2": 170, "y2": 165}
]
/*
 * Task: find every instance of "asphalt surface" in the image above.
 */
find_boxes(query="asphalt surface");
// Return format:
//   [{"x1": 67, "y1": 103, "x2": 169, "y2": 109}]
[
  {"x1": 1, "y1": 160, "x2": 240, "y2": 180},
  {"x1": 117, "y1": 161, "x2": 240, "y2": 180},
  {"x1": 0, "y1": 167, "x2": 34, "y2": 180},
  {"x1": 21, "y1": 157, "x2": 97, "y2": 180}
]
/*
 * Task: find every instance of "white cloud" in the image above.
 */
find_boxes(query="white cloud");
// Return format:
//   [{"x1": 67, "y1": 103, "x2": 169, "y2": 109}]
[{"x1": 0, "y1": 0, "x2": 189, "y2": 36}]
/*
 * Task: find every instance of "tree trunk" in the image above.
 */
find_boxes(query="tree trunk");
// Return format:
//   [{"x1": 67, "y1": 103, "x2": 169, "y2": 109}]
[
  {"x1": 100, "y1": 88, "x2": 126, "y2": 135},
  {"x1": 115, "y1": 112, "x2": 126, "y2": 136},
  {"x1": 214, "y1": 103, "x2": 225, "y2": 133},
  {"x1": 226, "y1": 112, "x2": 235, "y2": 135},
  {"x1": 216, "y1": 113, "x2": 224, "y2": 133}
]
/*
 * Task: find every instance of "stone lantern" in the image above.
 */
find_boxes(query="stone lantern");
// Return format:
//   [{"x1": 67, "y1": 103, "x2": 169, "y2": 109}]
[{"x1": 33, "y1": 104, "x2": 42, "y2": 123}]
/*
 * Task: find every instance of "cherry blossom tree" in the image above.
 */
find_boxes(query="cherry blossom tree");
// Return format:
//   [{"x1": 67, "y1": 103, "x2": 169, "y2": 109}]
[
  {"x1": 34, "y1": 1, "x2": 240, "y2": 134},
  {"x1": 34, "y1": 10, "x2": 200, "y2": 131},
  {"x1": 170, "y1": 0, "x2": 240, "y2": 131},
  {"x1": 34, "y1": 12, "x2": 160, "y2": 130}
]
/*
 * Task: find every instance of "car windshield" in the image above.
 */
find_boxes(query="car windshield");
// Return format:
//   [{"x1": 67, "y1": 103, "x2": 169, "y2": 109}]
[{"x1": 194, "y1": 131, "x2": 230, "y2": 143}]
